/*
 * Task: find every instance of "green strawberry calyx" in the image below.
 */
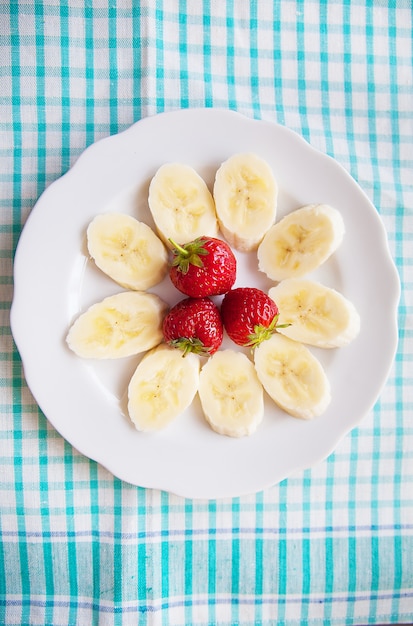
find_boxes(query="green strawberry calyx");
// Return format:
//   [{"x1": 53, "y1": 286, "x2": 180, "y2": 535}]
[
  {"x1": 169, "y1": 238, "x2": 209, "y2": 275},
  {"x1": 168, "y1": 337, "x2": 213, "y2": 357},
  {"x1": 244, "y1": 315, "x2": 291, "y2": 349}
]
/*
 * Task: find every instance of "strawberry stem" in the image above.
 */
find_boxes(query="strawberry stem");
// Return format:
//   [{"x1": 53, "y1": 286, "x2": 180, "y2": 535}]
[
  {"x1": 244, "y1": 315, "x2": 291, "y2": 348},
  {"x1": 169, "y1": 237, "x2": 208, "y2": 274},
  {"x1": 169, "y1": 337, "x2": 212, "y2": 357},
  {"x1": 169, "y1": 238, "x2": 189, "y2": 257}
]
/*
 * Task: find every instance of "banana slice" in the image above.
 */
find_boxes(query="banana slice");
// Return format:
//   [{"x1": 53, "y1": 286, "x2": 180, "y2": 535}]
[
  {"x1": 66, "y1": 291, "x2": 168, "y2": 359},
  {"x1": 213, "y1": 152, "x2": 278, "y2": 252},
  {"x1": 128, "y1": 344, "x2": 200, "y2": 431},
  {"x1": 198, "y1": 349, "x2": 264, "y2": 437},
  {"x1": 148, "y1": 163, "x2": 218, "y2": 245},
  {"x1": 253, "y1": 334, "x2": 331, "y2": 420},
  {"x1": 87, "y1": 213, "x2": 168, "y2": 291},
  {"x1": 269, "y1": 279, "x2": 360, "y2": 348},
  {"x1": 257, "y1": 204, "x2": 345, "y2": 281}
]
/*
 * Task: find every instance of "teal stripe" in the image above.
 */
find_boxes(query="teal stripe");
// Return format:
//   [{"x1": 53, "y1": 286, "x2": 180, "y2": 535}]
[
  {"x1": 366, "y1": 6, "x2": 383, "y2": 617},
  {"x1": 108, "y1": 3, "x2": 118, "y2": 134},
  {"x1": 10, "y1": 5, "x2": 29, "y2": 623},
  {"x1": 160, "y1": 491, "x2": 169, "y2": 603},
  {"x1": 132, "y1": 3, "x2": 142, "y2": 119},
  {"x1": 0, "y1": 513, "x2": 5, "y2": 597},
  {"x1": 184, "y1": 499, "x2": 193, "y2": 625},
  {"x1": 202, "y1": 2, "x2": 213, "y2": 107},
  {"x1": 342, "y1": 0, "x2": 358, "y2": 179},
  {"x1": 231, "y1": 498, "x2": 240, "y2": 625},
  {"x1": 254, "y1": 491, "x2": 264, "y2": 624},
  {"x1": 137, "y1": 487, "x2": 147, "y2": 626},
  {"x1": 272, "y1": 2, "x2": 285, "y2": 123},
  {"x1": 388, "y1": 8, "x2": 405, "y2": 619},
  {"x1": 13, "y1": 403, "x2": 31, "y2": 626},
  {"x1": 346, "y1": 430, "x2": 359, "y2": 625},
  {"x1": 207, "y1": 500, "x2": 217, "y2": 625},
  {"x1": 137, "y1": 488, "x2": 147, "y2": 614},
  {"x1": 155, "y1": 3, "x2": 165, "y2": 112},
  {"x1": 249, "y1": 2, "x2": 260, "y2": 119},
  {"x1": 278, "y1": 481, "x2": 287, "y2": 623},
  {"x1": 296, "y1": 0, "x2": 309, "y2": 140},
  {"x1": 371, "y1": 403, "x2": 382, "y2": 623},
  {"x1": 85, "y1": 0, "x2": 95, "y2": 146},
  {"x1": 324, "y1": 460, "x2": 335, "y2": 623},
  {"x1": 319, "y1": 0, "x2": 334, "y2": 156},
  {"x1": 89, "y1": 462, "x2": 101, "y2": 620},
  {"x1": 365, "y1": 4, "x2": 381, "y2": 211},
  {"x1": 301, "y1": 472, "x2": 312, "y2": 623},
  {"x1": 179, "y1": 1, "x2": 189, "y2": 108},
  {"x1": 35, "y1": 1, "x2": 46, "y2": 195},
  {"x1": 59, "y1": 1, "x2": 71, "y2": 172},
  {"x1": 113, "y1": 478, "x2": 123, "y2": 625},
  {"x1": 64, "y1": 442, "x2": 79, "y2": 625},
  {"x1": 38, "y1": 414, "x2": 55, "y2": 625},
  {"x1": 0, "y1": 518, "x2": 5, "y2": 626},
  {"x1": 9, "y1": 0, "x2": 22, "y2": 238},
  {"x1": 226, "y1": 0, "x2": 236, "y2": 110}
]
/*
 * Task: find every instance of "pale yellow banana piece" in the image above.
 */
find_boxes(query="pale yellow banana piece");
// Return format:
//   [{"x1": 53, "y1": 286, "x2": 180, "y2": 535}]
[
  {"x1": 127, "y1": 344, "x2": 200, "y2": 431},
  {"x1": 148, "y1": 163, "x2": 218, "y2": 245},
  {"x1": 87, "y1": 213, "x2": 168, "y2": 291},
  {"x1": 213, "y1": 152, "x2": 278, "y2": 252},
  {"x1": 257, "y1": 204, "x2": 345, "y2": 281},
  {"x1": 66, "y1": 291, "x2": 168, "y2": 359},
  {"x1": 253, "y1": 334, "x2": 331, "y2": 420},
  {"x1": 269, "y1": 278, "x2": 360, "y2": 348},
  {"x1": 198, "y1": 349, "x2": 264, "y2": 437}
]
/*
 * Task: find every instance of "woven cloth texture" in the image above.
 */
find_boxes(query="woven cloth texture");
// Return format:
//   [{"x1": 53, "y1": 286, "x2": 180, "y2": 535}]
[{"x1": 1, "y1": 2, "x2": 412, "y2": 625}]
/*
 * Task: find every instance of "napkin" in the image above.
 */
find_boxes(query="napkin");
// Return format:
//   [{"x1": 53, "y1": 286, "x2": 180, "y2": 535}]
[{"x1": 1, "y1": 2, "x2": 412, "y2": 625}]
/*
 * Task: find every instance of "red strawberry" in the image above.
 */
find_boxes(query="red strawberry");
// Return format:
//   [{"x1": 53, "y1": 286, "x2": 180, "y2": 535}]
[
  {"x1": 169, "y1": 236, "x2": 236, "y2": 298},
  {"x1": 163, "y1": 297, "x2": 223, "y2": 356},
  {"x1": 221, "y1": 287, "x2": 287, "y2": 348}
]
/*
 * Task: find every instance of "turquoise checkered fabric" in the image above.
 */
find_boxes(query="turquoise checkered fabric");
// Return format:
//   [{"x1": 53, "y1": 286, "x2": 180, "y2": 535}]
[{"x1": 1, "y1": 1, "x2": 412, "y2": 625}]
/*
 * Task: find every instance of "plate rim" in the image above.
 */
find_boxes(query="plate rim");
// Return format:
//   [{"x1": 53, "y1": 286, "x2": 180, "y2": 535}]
[{"x1": 11, "y1": 108, "x2": 401, "y2": 499}]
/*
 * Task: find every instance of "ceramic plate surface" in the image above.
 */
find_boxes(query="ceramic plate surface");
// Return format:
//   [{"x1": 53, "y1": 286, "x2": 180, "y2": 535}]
[{"x1": 11, "y1": 109, "x2": 400, "y2": 499}]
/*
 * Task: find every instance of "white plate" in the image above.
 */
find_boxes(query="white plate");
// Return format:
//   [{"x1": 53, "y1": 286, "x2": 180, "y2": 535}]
[{"x1": 11, "y1": 109, "x2": 400, "y2": 499}]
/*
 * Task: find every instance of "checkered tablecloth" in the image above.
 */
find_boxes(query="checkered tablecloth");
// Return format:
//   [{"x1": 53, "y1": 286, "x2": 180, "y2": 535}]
[{"x1": 1, "y1": 2, "x2": 412, "y2": 625}]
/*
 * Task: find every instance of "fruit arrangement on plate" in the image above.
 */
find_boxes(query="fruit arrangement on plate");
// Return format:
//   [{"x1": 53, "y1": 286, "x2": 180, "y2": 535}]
[{"x1": 66, "y1": 153, "x2": 360, "y2": 438}]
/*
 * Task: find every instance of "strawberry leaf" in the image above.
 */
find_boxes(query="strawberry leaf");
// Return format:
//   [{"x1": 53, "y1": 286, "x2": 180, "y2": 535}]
[
  {"x1": 169, "y1": 237, "x2": 209, "y2": 275},
  {"x1": 168, "y1": 337, "x2": 212, "y2": 357},
  {"x1": 244, "y1": 315, "x2": 291, "y2": 348}
]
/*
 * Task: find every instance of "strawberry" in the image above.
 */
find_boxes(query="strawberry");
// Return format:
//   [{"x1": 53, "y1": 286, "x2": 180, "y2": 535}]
[
  {"x1": 163, "y1": 297, "x2": 223, "y2": 356},
  {"x1": 221, "y1": 287, "x2": 288, "y2": 348},
  {"x1": 169, "y1": 236, "x2": 236, "y2": 298}
]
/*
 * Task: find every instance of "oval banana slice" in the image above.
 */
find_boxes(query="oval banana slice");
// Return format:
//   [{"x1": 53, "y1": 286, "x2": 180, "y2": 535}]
[
  {"x1": 87, "y1": 213, "x2": 168, "y2": 291},
  {"x1": 257, "y1": 204, "x2": 345, "y2": 281},
  {"x1": 148, "y1": 163, "x2": 218, "y2": 245},
  {"x1": 213, "y1": 152, "x2": 278, "y2": 252},
  {"x1": 66, "y1": 291, "x2": 168, "y2": 359},
  {"x1": 128, "y1": 344, "x2": 200, "y2": 431},
  {"x1": 269, "y1": 279, "x2": 360, "y2": 348},
  {"x1": 253, "y1": 334, "x2": 331, "y2": 420},
  {"x1": 198, "y1": 349, "x2": 264, "y2": 437}
]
